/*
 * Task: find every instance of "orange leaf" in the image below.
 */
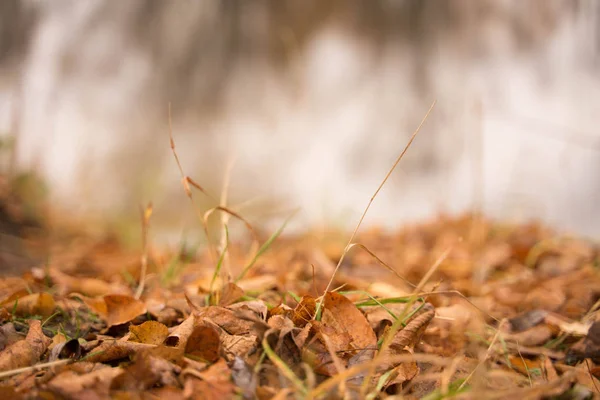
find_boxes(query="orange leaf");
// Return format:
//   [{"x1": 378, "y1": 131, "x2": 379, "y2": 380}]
[
  {"x1": 104, "y1": 294, "x2": 147, "y2": 327},
  {"x1": 129, "y1": 321, "x2": 169, "y2": 345}
]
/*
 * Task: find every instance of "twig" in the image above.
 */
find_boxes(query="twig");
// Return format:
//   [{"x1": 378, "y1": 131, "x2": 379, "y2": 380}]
[
  {"x1": 0, "y1": 359, "x2": 71, "y2": 379},
  {"x1": 585, "y1": 359, "x2": 600, "y2": 394}
]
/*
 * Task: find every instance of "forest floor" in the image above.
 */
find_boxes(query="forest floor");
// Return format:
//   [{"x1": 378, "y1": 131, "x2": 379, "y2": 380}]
[{"x1": 1, "y1": 168, "x2": 599, "y2": 400}]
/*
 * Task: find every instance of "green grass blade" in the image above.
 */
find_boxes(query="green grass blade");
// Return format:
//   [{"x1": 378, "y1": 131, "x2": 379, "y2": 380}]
[
  {"x1": 235, "y1": 210, "x2": 297, "y2": 283},
  {"x1": 210, "y1": 225, "x2": 230, "y2": 297}
]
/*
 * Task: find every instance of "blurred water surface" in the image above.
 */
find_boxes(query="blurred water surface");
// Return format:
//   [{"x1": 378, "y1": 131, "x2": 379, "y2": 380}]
[{"x1": 1, "y1": 0, "x2": 599, "y2": 241}]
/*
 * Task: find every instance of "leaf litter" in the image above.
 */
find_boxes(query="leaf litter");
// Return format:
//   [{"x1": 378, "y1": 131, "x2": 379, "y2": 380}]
[{"x1": 0, "y1": 106, "x2": 600, "y2": 398}]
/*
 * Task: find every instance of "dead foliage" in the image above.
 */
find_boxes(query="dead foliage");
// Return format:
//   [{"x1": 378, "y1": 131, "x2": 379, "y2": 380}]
[
  {"x1": 1, "y1": 105, "x2": 598, "y2": 398},
  {"x1": 0, "y1": 208, "x2": 598, "y2": 399}
]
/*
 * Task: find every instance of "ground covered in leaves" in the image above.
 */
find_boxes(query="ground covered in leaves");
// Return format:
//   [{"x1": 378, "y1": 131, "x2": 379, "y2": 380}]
[{"x1": 1, "y1": 179, "x2": 600, "y2": 399}]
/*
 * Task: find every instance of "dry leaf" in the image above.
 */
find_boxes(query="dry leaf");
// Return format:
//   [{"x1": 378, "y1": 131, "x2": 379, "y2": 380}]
[
  {"x1": 111, "y1": 351, "x2": 180, "y2": 391},
  {"x1": 104, "y1": 294, "x2": 147, "y2": 327},
  {"x1": 183, "y1": 359, "x2": 235, "y2": 400},
  {"x1": 0, "y1": 323, "x2": 23, "y2": 351},
  {"x1": 218, "y1": 282, "x2": 244, "y2": 306},
  {"x1": 46, "y1": 365, "x2": 123, "y2": 399},
  {"x1": 165, "y1": 314, "x2": 196, "y2": 348},
  {"x1": 129, "y1": 321, "x2": 169, "y2": 345},
  {"x1": 322, "y1": 292, "x2": 377, "y2": 356},
  {"x1": 84, "y1": 339, "x2": 160, "y2": 363},
  {"x1": 292, "y1": 296, "x2": 316, "y2": 327},
  {"x1": 185, "y1": 322, "x2": 221, "y2": 362},
  {"x1": 302, "y1": 292, "x2": 377, "y2": 376},
  {"x1": 49, "y1": 268, "x2": 127, "y2": 297},
  {"x1": 0, "y1": 320, "x2": 51, "y2": 372},
  {"x1": 12, "y1": 292, "x2": 55, "y2": 318},
  {"x1": 377, "y1": 308, "x2": 435, "y2": 376}
]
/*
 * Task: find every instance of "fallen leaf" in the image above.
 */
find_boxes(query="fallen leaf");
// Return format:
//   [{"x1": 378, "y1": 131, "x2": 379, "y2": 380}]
[
  {"x1": 508, "y1": 355, "x2": 543, "y2": 377},
  {"x1": 183, "y1": 359, "x2": 235, "y2": 400},
  {"x1": 322, "y1": 292, "x2": 377, "y2": 357},
  {"x1": 49, "y1": 338, "x2": 81, "y2": 361},
  {"x1": 185, "y1": 322, "x2": 221, "y2": 362},
  {"x1": 377, "y1": 307, "x2": 435, "y2": 375},
  {"x1": 0, "y1": 320, "x2": 51, "y2": 372},
  {"x1": 292, "y1": 296, "x2": 316, "y2": 327},
  {"x1": 83, "y1": 339, "x2": 182, "y2": 365},
  {"x1": 218, "y1": 282, "x2": 244, "y2": 306},
  {"x1": 507, "y1": 324, "x2": 555, "y2": 347},
  {"x1": 12, "y1": 292, "x2": 56, "y2": 318},
  {"x1": 302, "y1": 292, "x2": 377, "y2": 376},
  {"x1": 509, "y1": 310, "x2": 549, "y2": 332},
  {"x1": 0, "y1": 288, "x2": 29, "y2": 308},
  {"x1": 165, "y1": 314, "x2": 196, "y2": 348},
  {"x1": 49, "y1": 268, "x2": 127, "y2": 297},
  {"x1": 0, "y1": 323, "x2": 22, "y2": 351},
  {"x1": 129, "y1": 321, "x2": 169, "y2": 345},
  {"x1": 45, "y1": 365, "x2": 122, "y2": 399},
  {"x1": 104, "y1": 294, "x2": 147, "y2": 327},
  {"x1": 111, "y1": 351, "x2": 180, "y2": 391}
]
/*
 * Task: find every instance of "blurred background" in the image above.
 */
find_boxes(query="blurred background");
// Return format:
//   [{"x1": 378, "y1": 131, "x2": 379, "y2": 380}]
[{"x1": 1, "y1": 0, "x2": 599, "y2": 243}]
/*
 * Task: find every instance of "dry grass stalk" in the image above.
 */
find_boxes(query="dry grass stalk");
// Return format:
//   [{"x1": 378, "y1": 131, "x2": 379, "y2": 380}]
[{"x1": 317, "y1": 100, "x2": 436, "y2": 318}]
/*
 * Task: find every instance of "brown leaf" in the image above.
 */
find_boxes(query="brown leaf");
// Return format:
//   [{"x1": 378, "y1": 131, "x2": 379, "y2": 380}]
[
  {"x1": 507, "y1": 324, "x2": 555, "y2": 347},
  {"x1": 0, "y1": 288, "x2": 29, "y2": 308},
  {"x1": 129, "y1": 321, "x2": 169, "y2": 345},
  {"x1": 165, "y1": 314, "x2": 196, "y2": 348},
  {"x1": 301, "y1": 293, "x2": 378, "y2": 376},
  {"x1": 508, "y1": 355, "x2": 543, "y2": 377},
  {"x1": 220, "y1": 331, "x2": 258, "y2": 361},
  {"x1": 49, "y1": 338, "x2": 81, "y2": 362},
  {"x1": 305, "y1": 322, "x2": 353, "y2": 376},
  {"x1": 49, "y1": 268, "x2": 127, "y2": 297},
  {"x1": 202, "y1": 306, "x2": 256, "y2": 336},
  {"x1": 46, "y1": 365, "x2": 122, "y2": 399},
  {"x1": 143, "y1": 344, "x2": 186, "y2": 364},
  {"x1": 543, "y1": 356, "x2": 559, "y2": 381},
  {"x1": 85, "y1": 340, "x2": 166, "y2": 362},
  {"x1": 218, "y1": 282, "x2": 244, "y2": 306},
  {"x1": 228, "y1": 300, "x2": 269, "y2": 325},
  {"x1": 12, "y1": 292, "x2": 56, "y2": 318},
  {"x1": 73, "y1": 294, "x2": 108, "y2": 318},
  {"x1": 183, "y1": 358, "x2": 234, "y2": 400},
  {"x1": 386, "y1": 308, "x2": 435, "y2": 353},
  {"x1": 377, "y1": 307, "x2": 435, "y2": 377},
  {"x1": 0, "y1": 385, "x2": 22, "y2": 400},
  {"x1": 185, "y1": 322, "x2": 221, "y2": 362},
  {"x1": 525, "y1": 285, "x2": 566, "y2": 312},
  {"x1": 83, "y1": 340, "x2": 136, "y2": 363},
  {"x1": 292, "y1": 296, "x2": 316, "y2": 327},
  {"x1": 0, "y1": 320, "x2": 51, "y2": 372},
  {"x1": 509, "y1": 310, "x2": 549, "y2": 332},
  {"x1": 103, "y1": 294, "x2": 147, "y2": 327},
  {"x1": 111, "y1": 351, "x2": 180, "y2": 391},
  {"x1": 0, "y1": 323, "x2": 22, "y2": 351},
  {"x1": 385, "y1": 361, "x2": 420, "y2": 388},
  {"x1": 322, "y1": 292, "x2": 377, "y2": 355}
]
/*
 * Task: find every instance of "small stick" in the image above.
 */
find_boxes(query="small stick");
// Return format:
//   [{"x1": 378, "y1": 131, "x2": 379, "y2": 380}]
[{"x1": 0, "y1": 359, "x2": 71, "y2": 379}]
